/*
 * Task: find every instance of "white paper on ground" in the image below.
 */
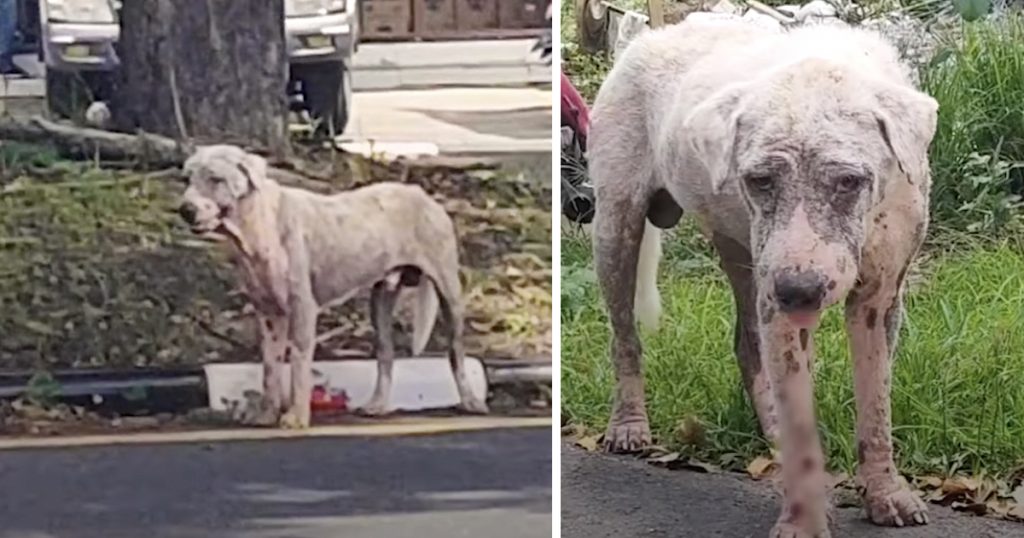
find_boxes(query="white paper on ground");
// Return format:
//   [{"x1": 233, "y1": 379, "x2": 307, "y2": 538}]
[{"x1": 204, "y1": 357, "x2": 488, "y2": 412}]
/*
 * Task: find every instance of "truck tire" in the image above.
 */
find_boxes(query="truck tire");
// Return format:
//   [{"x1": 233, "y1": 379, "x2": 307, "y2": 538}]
[
  {"x1": 300, "y1": 61, "x2": 352, "y2": 138},
  {"x1": 45, "y1": 70, "x2": 91, "y2": 121}
]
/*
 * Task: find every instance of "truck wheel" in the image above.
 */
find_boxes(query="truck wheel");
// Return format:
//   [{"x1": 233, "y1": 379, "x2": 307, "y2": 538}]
[
  {"x1": 45, "y1": 70, "x2": 91, "y2": 121},
  {"x1": 301, "y1": 61, "x2": 352, "y2": 138}
]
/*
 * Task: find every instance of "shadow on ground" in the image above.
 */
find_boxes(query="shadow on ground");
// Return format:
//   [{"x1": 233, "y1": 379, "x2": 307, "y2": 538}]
[{"x1": 0, "y1": 428, "x2": 551, "y2": 538}]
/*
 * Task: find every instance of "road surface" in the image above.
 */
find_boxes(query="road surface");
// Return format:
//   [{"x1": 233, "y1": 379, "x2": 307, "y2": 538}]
[
  {"x1": 0, "y1": 427, "x2": 551, "y2": 538},
  {"x1": 562, "y1": 444, "x2": 1024, "y2": 538}
]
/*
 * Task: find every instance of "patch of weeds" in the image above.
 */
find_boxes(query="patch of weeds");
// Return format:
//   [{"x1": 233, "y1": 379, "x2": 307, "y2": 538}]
[{"x1": 923, "y1": 14, "x2": 1024, "y2": 236}]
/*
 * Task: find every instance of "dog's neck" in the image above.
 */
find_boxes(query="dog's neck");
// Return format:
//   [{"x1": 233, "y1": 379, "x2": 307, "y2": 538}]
[{"x1": 222, "y1": 182, "x2": 284, "y2": 259}]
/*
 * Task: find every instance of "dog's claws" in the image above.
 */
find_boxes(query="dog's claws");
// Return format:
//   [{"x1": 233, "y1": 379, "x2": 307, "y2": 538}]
[
  {"x1": 864, "y1": 484, "x2": 929, "y2": 527},
  {"x1": 603, "y1": 414, "x2": 651, "y2": 453},
  {"x1": 279, "y1": 410, "x2": 310, "y2": 429}
]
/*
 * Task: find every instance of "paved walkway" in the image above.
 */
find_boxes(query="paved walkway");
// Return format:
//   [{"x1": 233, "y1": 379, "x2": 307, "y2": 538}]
[{"x1": 562, "y1": 444, "x2": 1024, "y2": 538}]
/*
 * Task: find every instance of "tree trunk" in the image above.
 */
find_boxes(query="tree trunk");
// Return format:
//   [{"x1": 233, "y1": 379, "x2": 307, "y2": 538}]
[{"x1": 115, "y1": 0, "x2": 289, "y2": 159}]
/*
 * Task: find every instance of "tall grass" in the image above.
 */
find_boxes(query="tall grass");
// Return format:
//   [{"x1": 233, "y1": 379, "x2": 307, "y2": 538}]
[
  {"x1": 561, "y1": 234, "x2": 1024, "y2": 476},
  {"x1": 920, "y1": 16, "x2": 1024, "y2": 235}
]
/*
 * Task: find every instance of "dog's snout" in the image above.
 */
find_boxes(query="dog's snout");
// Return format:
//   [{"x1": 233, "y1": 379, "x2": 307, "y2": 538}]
[
  {"x1": 774, "y1": 269, "x2": 827, "y2": 313},
  {"x1": 178, "y1": 202, "x2": 198, "y2": 224}
]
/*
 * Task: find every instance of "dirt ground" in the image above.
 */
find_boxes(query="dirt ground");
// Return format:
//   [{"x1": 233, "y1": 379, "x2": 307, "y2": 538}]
[{"x1": 0, "y1": 142, "x2": 552, "y2": 372}]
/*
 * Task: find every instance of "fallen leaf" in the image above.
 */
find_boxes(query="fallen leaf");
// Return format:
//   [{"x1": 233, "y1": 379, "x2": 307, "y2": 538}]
[
  {"x1": 952, "y1": 501, "x2": 988, "y2": 516},
  {"x1": 648, "y1": 452, "x2": 682, "y2": 465},
  {"x1": 747, "y1": 456, "x2": 778, "y2": 480},
  {"x1": 575, "y1": 435, "x2": 601, "y2": 452}
]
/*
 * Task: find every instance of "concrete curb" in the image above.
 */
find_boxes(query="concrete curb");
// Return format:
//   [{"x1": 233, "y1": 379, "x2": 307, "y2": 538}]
[{"x1": 0, "y1": 416, "x2": 552, "y2": 451}]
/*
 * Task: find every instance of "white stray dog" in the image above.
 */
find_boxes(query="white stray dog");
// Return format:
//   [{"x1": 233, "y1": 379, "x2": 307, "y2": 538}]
[{"x1": 179, "y1": 145, "x2": 489, "y2": 428}]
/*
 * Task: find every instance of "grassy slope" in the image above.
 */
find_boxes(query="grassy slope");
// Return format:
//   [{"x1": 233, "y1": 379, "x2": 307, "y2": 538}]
[
  {"x1": 562, "y1": 231, "x2": 1024, "y2": 476},
  {"x1": 0, "y1": 145, "x2": 552, "y2": 370}
]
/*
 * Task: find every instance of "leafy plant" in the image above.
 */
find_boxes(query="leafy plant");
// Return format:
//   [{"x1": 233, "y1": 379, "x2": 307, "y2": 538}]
[
  {"x1": 24, "y1": 370, "x2": 61, "y2": 408},
  {"x1": 922, "y1": 14, "x2": 1024, "y2": 236}
]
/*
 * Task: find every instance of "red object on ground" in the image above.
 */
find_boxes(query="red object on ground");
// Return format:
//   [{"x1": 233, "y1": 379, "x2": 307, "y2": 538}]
[
  {"x1": 560, "y1": 70, "x2": 591, "y2": 148},
  {"x1": 310, "y1": 385, "x2": 349, "y2": 413}
]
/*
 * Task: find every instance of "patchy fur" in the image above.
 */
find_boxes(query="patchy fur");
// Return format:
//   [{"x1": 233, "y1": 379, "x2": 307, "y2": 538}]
[
  {"x1": 180, "y1": 145, "x2": 488, "y2": 427},
  {"x1": 588, "y1": 19, "x2": 936, "y2": 536}
]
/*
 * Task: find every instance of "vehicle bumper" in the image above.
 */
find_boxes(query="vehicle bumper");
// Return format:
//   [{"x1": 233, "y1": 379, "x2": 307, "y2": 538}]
[
  {"x1": 286, "y1": 11, "x2": 357, "y2": 64},
  {"x1": 42, "y1": 22, "x2": 119, "y2": 72}
]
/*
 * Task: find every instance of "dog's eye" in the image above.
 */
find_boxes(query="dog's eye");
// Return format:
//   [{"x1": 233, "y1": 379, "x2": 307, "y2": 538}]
[
  {"x1": 836, "y1": 174, "x2": 868, "y2": 193},
  {"x1": 745, "y1": 175, "x2": 775, "y2": 193}
]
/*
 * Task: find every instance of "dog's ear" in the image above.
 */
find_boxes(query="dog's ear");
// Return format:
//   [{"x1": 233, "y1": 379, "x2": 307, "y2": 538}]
[
  {"x1": 235, "y1": 153, "x2": 268, "y2": 194},
  {"x1": 683, "y1": 83, "x2": 749, "y2": 195},
  {"x1": 872, "y1": 83, "x2": 938, "y2": 184}
]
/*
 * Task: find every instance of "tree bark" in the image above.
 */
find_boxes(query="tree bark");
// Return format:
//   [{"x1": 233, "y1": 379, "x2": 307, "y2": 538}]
[{"x1": 115, "y1": 0, "x2": 289, "y2": 159}]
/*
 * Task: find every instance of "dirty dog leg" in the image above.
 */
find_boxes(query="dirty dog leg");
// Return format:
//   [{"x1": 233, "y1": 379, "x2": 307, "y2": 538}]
[
  {"x1": 281, "y1": 294, "x2": 317, "y2": 429},
  {"x1": 762, "y1": 318, "x2": 830, "y2": 538},
  {"x1": 434, "y1": 273, "x2": 489, "y2": 414},
  {"x1": 258, "y1": 314, "x2": 290, "y2": 416},
  {"x1": 360, "y1": 281, "x2": 401, "y2": 416},
  {"x1": 846, "y1": 277, "x2": 928, "y2": 527},
  {"x1": 712, "y1": 234, "x2": 779, "y2": 445},
  {"x1": 595, "y1": 193, "x2": 650, "y2": 452}
]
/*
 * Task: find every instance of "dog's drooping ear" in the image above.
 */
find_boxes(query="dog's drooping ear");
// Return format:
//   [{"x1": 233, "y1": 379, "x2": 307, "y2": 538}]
[
  {"x1": 683, "y1": 83, "x2": 749, "y2": 194},
  {"x1": 873, "y1": 83, "x2": 939, "y2": 184},
  {"x1": 235, "y1": 153, "x2": 268, "y2": 195}
]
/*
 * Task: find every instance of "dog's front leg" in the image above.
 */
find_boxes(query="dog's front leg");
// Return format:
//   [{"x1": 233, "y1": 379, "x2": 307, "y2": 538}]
[
  {"x1": 255, "y1": 313, "x2": 290, "y2": 423},
  {"x1": 845, "y1": 277, "x2": 928, "y2": 527},
  {"x1": 761, "y1": 310, "x2": 830, "y2": 538},
  {"x1": 280, "y1": 292, "x2": 316, "y2": 429}
]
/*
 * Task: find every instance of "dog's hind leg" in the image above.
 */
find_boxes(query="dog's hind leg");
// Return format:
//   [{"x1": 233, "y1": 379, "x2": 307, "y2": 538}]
[
  {"x1": 712, "y1": 233, "x2": 779, "y2": 445},
  {"x1": 594, "y1": 183, "x2": 653, "y2": 452},
  {"x1": 359, "y1": 279, "x2": 401, "y2": 416},
  {"x1": 432, "y1": 269, "x2": 489, "y2": 414}
]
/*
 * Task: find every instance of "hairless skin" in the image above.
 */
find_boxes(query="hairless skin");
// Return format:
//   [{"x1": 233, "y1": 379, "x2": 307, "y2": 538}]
[
  {"x1": 588, "y1": 20, "x2": 936, "y2": 537},
  {"x1": 179, "y1": 145, "x2": 488, "y2": 428}
]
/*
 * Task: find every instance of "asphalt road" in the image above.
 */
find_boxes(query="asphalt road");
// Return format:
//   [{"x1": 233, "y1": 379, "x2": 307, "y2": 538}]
[
  {"x1": 562, "y1": 444, "x2": 1024, "y2": 538},
  {"x1": 0, "y1": 428, "x2": 551, "y2": 538}
]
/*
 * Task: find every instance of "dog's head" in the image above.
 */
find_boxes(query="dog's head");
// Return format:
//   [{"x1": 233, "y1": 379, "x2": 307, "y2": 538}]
[
  {"x1": 179, "y1": 145, "x2": 267, "y2": 234},
  {"x1": 685, "y1": 58, "x2": 937, "y2": 327}
]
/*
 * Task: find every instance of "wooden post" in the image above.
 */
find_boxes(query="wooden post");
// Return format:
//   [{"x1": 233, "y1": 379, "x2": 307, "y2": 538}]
[{"x1": 648, "y1": 0, "x2": 665, "y2": 27}]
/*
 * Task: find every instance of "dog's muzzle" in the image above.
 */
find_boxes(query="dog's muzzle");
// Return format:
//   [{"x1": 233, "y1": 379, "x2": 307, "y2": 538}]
[
  {"x1": 178, "y1": 201, "x2": 199, "y2": 225},
  {"x1": 774, "y1": 268, "x2": 827, "y2": 313}
]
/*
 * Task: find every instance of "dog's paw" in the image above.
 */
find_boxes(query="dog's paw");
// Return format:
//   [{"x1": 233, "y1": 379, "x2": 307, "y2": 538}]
[
  {"x1": 864, "y1": 484, "x2": 929, "y2": 527},
  {"x1": 603, "y1": 414, "x2": 651, "y2": 453},
  {"x1": 458, "y1": 397, "x2": 490, "y2": 415},
  {"x1": 770, "y1": 521, "x2": 830, "y2": 538},
  {"x1": 278, "y1": 409, "x2": 310, "y2": 429},
  {"x1": 356, "y1": 400, "x2": 394, "y2": 417}
]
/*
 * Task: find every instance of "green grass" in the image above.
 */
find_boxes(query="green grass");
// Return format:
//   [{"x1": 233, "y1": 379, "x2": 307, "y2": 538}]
[
  {"x1": 924, "y1": 15, "x2": 1024, "y2": 236},
  {"x1": 561, "y1": 230, "x2": 1024, "y2": 477}
]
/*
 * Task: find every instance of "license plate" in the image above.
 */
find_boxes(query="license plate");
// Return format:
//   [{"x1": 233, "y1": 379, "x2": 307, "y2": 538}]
[
  {"x1": 64, "y1": 45, "x2": 90, "y2": 58},
  {"x1": 304, "y1": 35, "x2": 332, "y2": 48}
]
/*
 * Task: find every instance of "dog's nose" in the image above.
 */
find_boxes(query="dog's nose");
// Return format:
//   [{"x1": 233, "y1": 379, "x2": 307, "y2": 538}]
[
  {"x1": 774, "y1": 269, "x2": 827, "y2": 313},
  {"x1": 178, "y1": 202, "x2": 198, "y2": 224}
]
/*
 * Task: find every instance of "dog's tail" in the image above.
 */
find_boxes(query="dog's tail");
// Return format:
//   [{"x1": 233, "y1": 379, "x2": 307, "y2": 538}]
[
  {"x1": 634, "y1": 220, "x2": 662, "y2": 331},
  {"x1": 411, "y1": 278, "x2": 440, "y2": 356}
]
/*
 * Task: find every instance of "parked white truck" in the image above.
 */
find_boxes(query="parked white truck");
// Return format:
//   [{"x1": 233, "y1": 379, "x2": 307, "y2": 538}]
[{"x1": 36, "y1": 0, "x2": 358, "y2": 134}]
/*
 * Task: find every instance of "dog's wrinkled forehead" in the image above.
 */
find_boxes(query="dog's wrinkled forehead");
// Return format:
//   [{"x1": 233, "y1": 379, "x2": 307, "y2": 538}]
[{"x1": 183, "y1": 145, "x2": 253, "y2": 194}]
